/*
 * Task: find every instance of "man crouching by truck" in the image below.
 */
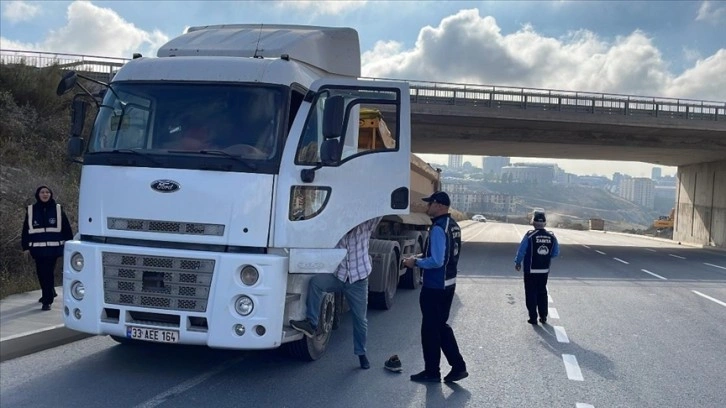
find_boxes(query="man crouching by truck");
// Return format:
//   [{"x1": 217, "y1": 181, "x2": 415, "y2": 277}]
[
  {"x1": 403, "y1": 191, "x2": 468, "y2": 383},
  {"x1": 290, "y1": 217, "x2": 382, "y2": 369}
]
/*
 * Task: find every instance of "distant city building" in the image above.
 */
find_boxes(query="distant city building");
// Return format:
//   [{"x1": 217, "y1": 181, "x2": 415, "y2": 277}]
[
  {"x1": 503, "y1": 163, "x2": 558, "y2": 184},
  {"x1": 620, "y1": 176, "x2": 655, "y2": 209},
  {"x1": 612, "y1": 172, "x2": 625, "y2": 194},
  {"x1": 651, "y1": 167, "x2": 662, "y2": 180},
  {"x1": 448, "y1": 155, "x2": 463, "y2": 169},
  {"x1": 482, "y1": 156, "x2": 510, "y2": 175},
  {"x1": 576, "y1": 175, "x2": 610, "y2": 188}
]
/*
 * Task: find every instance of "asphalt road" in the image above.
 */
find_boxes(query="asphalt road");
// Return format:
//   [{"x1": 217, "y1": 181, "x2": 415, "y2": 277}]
[{"x1": 1, "y1": 222, "x2": 724, "y2": 408}]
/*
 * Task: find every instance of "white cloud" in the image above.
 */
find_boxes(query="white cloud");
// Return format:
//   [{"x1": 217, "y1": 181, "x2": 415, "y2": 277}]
[
  {"x1": 361, "y1": 8, "x2": 726, "y2": 100},
  {"x1": 696, "y1": 1, "x2": 726, "y2": 25},
  {"x1": 3, "y1": 1, "x2": 169, "y2": 58},
  {"x1": 1, "y1": 1, "x2": 41, "y2": 23},
  {"x1": 275, "y1": 0, "x2": 367, "y2": 16}
]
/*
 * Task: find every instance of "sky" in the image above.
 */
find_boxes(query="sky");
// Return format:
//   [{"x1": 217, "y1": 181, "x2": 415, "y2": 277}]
[{"x1": 1, "y1": 0, "x2": 724, "y2": 177}]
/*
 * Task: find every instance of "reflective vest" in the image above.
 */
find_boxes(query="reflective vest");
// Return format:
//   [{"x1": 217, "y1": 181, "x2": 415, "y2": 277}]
[{"x1": 26, "y1": 203, "x2": 66, "y2": 256}]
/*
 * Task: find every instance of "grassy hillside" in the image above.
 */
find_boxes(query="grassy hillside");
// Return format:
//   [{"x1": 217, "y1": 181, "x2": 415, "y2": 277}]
[
  {"x1": 481, "y1": 182, "x2": 660, "y2": 229},
  {"x1": 0, "y1": 63, "x2": 79, "y2": 299}
]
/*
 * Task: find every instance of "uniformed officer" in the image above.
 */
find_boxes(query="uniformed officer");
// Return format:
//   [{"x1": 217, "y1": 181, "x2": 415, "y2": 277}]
[
  {"x1": 515, "y1": 210, "x2": 559, "y2": 324},
  {"x1": 21, "y1": 186, "x2": 74, "y2": 310}
]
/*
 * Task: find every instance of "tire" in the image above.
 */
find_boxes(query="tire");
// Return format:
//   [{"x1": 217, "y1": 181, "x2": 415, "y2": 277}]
[
  {"x1": 400, "y1": 240, "x2": 422, "y2": 289},
  {"x1": 369, "y1": 256, "x2": 398, "y2": 310},
  {"x1": 286, "y1": 293, "x2": 335, "y2": 361}
]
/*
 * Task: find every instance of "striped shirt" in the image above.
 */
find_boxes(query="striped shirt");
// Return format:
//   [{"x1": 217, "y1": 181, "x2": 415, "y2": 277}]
[{"x1": 334, "y1": 217, "x2": 382, "y2": 283}]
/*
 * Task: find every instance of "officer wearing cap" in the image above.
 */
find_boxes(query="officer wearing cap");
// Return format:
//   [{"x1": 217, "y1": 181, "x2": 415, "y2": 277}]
[
  {"x1": 515, "y1": 210, "x2": 560, "y2": 325},
  {"x1": 403, "y1": 191, "x2": 468, "y2": 383}
]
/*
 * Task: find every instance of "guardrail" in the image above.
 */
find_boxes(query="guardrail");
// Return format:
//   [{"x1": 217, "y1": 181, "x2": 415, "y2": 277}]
[
  {"x1": 401, "y1": 81, "x2": 725, "y2": 121},
  {"x1": 2, "y1": 49, "x2": 723, "y2": 121}
]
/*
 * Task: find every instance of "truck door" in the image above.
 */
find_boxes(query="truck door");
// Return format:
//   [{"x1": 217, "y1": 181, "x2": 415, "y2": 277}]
[{"x1": 274, "y1": 79, "x2": 410, "y2": 249}]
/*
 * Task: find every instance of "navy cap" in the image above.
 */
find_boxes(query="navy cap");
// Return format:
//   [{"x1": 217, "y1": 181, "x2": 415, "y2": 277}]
[
  {"x1": 422, "y1": 191, "x2": 451, "y2": 207},
  {"x1": 533, "y1": 212, "x2": 546, "y2": 222}
]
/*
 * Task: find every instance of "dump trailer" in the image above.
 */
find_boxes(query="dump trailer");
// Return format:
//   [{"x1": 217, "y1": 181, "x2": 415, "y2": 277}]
[{"x1": 56, "y1": 24, "x2": 443, "y2": 361}]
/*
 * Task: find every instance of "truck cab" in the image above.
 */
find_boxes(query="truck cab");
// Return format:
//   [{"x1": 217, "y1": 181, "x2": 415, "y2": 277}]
[{"x1": 58, "y1": 25, "x2": 411, "y2": 359}]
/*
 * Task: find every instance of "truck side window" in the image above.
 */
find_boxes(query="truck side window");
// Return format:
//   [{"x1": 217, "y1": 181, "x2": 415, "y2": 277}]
[{"x1": 295, "y1": 87, "x2": 399, "y2": 166}]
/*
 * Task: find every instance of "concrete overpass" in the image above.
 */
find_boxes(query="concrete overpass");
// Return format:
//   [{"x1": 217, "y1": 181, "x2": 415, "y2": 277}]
[{"x1": 2, "y1": 49, "x2": 725, "y2": 248}]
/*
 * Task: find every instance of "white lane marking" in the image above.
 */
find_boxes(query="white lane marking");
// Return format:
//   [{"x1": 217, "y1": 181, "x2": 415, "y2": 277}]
[
  {"x1": 641, "y1": 269, "x2": 667, "y2": 280},
  {"x1": 582, "y1": 245, "x2": 590, "y2": 249},
  {"x1": 463, "y1": 226, "x2": 487, "y2": 242},
  {"x1": 549, "y1": 308, "x2": 560, "y2": 319},
  {"x1": 134, "y1": 358, "x2": 243, "y2": 408},
  {"x1": 562, "y1": 354, "x2": 584, "y2": 381},
  {"x1": 645, "y1": 248, "x2": 657, "y2": 252},
  {"x1": 669, "y1": 254, "x2": 686, "y2": 259},
  {"x1": 554, "y1": 326, "x2": 570, "y2": 343},
  {"x1": 613, "y1": 257, "x2": 629, "y2": 264},
  {"x1": 704, "y1": 263, "x2": 726, "y2": 270},
  {"x1": 692, "y1": 290, "x2": 726, "y2": 308},
  {"x1": 595, "y1": 250, "x2": 606, "y2": 255},
  {"x1": 548, "y1": 294, "x2": 553, "y2": 303},
  {"x1": 576, "y1": 404, "x2": 595, "y2": 408}
]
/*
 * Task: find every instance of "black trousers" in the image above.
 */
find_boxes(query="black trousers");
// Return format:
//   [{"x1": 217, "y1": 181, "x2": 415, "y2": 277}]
[
  {"x1": 419, "y1": 285, "x2": 466, "y2": 375},
  {"x1": 523, "y1": 273, "x2": 549, "y2": 319},
  {"x1": 34, "y1": 256, "x2": 57, "y2": 305}
]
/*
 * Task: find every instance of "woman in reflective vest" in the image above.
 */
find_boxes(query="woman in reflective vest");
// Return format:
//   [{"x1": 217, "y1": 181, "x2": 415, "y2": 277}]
[{"x1": 21, "y1": 185, "x2": 74, "y2": 310}]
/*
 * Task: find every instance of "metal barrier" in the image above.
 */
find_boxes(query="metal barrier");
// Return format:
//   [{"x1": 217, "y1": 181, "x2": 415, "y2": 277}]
[{"x1": 2, "y1": 49, "x2": 723, "y2": 121}]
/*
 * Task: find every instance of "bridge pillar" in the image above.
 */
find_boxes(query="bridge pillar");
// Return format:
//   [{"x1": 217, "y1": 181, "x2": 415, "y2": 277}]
[{"x1": 675, "y1": 160, "x2": 726, "y2": 248}]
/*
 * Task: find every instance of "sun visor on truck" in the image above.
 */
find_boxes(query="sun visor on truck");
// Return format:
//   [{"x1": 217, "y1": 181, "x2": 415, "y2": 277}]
[{"x1": 157, "y1": 24, "x2": 361, "y2": 78}]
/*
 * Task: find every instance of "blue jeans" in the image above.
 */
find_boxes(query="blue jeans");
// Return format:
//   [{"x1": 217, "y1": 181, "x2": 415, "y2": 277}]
[{"x1": 306, "y1": 274, "x2": 369, "y2": 355}]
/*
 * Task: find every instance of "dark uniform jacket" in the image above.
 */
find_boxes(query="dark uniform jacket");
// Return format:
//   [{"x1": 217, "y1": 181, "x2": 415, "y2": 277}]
[
  {"x1": 420, "y1": 214, "x2": 461, "y2": 288},
  {"x1": 515, "y1": 228, "x2": 560, "y2": 274},
  {"x1": 21, "y1": 200, "x2": 73, "y2": 258}
]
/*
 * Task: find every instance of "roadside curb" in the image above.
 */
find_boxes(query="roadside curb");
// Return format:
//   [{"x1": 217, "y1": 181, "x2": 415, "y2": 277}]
[{"x1": 0, "y1": 325, "x2": 93, "y2": 363}]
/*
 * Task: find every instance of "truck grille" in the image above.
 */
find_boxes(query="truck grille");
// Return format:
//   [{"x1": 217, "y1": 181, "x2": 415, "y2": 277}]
[
  {"x1": 102, "y1": 252, "x2": 215, "y2": 312},
  {"x1": 107, "y1": 217, "x2": 225, "y2": 236}
]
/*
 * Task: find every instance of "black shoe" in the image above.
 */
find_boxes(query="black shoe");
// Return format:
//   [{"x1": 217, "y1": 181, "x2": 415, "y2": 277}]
[
  {"x1": 444, "y1": 369, "x2": 469, "y2": 383},
  {"x1": 410, "y1": 370, "x2": 440, "y2": 382},
  {"x1": 527, "y1": 318, "x2": 538, "y2": 325},
  {"x1": 289, "y1": 319, "x2": 316, "y2": 338},
  {"x1": 359, "y1": 355, "x2": 370, "y2": 369},
  {"x1": 41, "y1": 304, "x2": 51, "y2": 311},
  {"x1": 539, "y1": 317, "x2": 547, "y2": 324},
  {"x1": 384, "y1": 355, "x2": 403, "y2": 373}
]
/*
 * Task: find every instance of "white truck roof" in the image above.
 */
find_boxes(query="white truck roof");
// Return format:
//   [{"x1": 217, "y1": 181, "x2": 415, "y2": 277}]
[{"x1": 157, "y1": 24, "x2": 361, "y2": 77}]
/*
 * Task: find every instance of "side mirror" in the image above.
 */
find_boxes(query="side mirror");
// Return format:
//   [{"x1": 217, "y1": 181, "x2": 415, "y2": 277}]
[
  {"x1": 68, "y1": 137, "x2": 85, "y2": 158},
  {"x1": 320, "y1": 139, "x2": 341, "y2": 165},
  {"x1": 56, "y1": 71, "x2": 78, "y2": 96},
  {"x1": 70, "y1": 98, "x2": 88, "y2": 137},
  {"x1": 322, "y1": 95, "x2": 345, "y2": 140}
]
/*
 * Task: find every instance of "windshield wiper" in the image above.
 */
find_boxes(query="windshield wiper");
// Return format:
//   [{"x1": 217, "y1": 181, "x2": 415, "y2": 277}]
[
  {"x1": 167, "y1": 150, "x2": 258, "y2": 170},
  {"x1": 109, "y1": 149, "x2": 161, "y2": 165}
]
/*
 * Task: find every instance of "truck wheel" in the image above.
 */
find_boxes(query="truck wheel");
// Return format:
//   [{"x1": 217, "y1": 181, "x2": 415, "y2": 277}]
[
  {"x1": 286, "y1": 293, "x2": 335, "y2": 361},
  {"x1": 369, "y1": 256, "x2": 398, "y2": 310},
  {"x1": 400, "y1": 241, "x2": 422, "y2": 289}
]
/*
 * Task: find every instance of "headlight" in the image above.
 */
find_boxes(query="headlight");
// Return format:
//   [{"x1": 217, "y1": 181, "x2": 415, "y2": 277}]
[
  {"x1": 70, "y1": 252, "x2": 84, "y2": 272},
  {"x1": 240, "y1": 265, "x2": 259, "y2": 286},
  {"x1": 234, "y1": 295, "x2": 254, "y2": 316},
  {"x1": 70, "y1": 281, "x2": 85, "y2": 300}
]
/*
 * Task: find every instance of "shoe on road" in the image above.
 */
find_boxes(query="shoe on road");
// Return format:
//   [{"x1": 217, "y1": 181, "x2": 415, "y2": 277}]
[
  {"x1": 527, "y1": 318, "x2": 537, "y2": 325},
  {"x1": 359, "y1": 355, "x2": 370, "y2": 369},
  {"x1": 410, "y1": 370, "x2": 440, "y2": 383},
  {"x1": 444, "y1": 369, "x2": 469, "y2": 383},
  {"x1": 384, "y1": 355, "x2": 403, "y2": 372},
  {"x1": 539, "y1": 317, "x2": 547, "y2": 324},
  {"x1": 41, "y1": 304, "x2": 51, "y2": 311}
]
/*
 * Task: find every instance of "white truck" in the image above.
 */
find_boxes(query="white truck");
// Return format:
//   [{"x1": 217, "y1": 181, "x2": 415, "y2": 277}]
[{"x1": 56, "y1": 24, "x2": 439, "y2": 360}]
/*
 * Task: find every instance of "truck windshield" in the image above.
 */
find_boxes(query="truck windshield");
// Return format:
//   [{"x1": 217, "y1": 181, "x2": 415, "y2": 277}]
[{"x1": 89, "y1": 82, "x2": 285, "y2": 164}]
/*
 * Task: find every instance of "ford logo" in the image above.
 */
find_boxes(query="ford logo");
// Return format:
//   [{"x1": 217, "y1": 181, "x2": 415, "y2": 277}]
[{"x1": 150, "y1": 179, "x2": 181, "y2": 193}]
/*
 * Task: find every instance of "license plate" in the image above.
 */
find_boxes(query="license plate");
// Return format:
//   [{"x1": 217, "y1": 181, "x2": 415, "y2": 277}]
[{"x1": 126, "y1": 326, "x2": 179, "y2": 343}]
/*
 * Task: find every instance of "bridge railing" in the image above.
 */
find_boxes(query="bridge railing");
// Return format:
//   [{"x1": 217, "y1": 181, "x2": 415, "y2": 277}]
[
  {"x1": 2, "y1": 49, "x2": 723, "y2": 121},
  {"x1": 401, "y1": 81, "x2": 725, "y2": 121}
]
